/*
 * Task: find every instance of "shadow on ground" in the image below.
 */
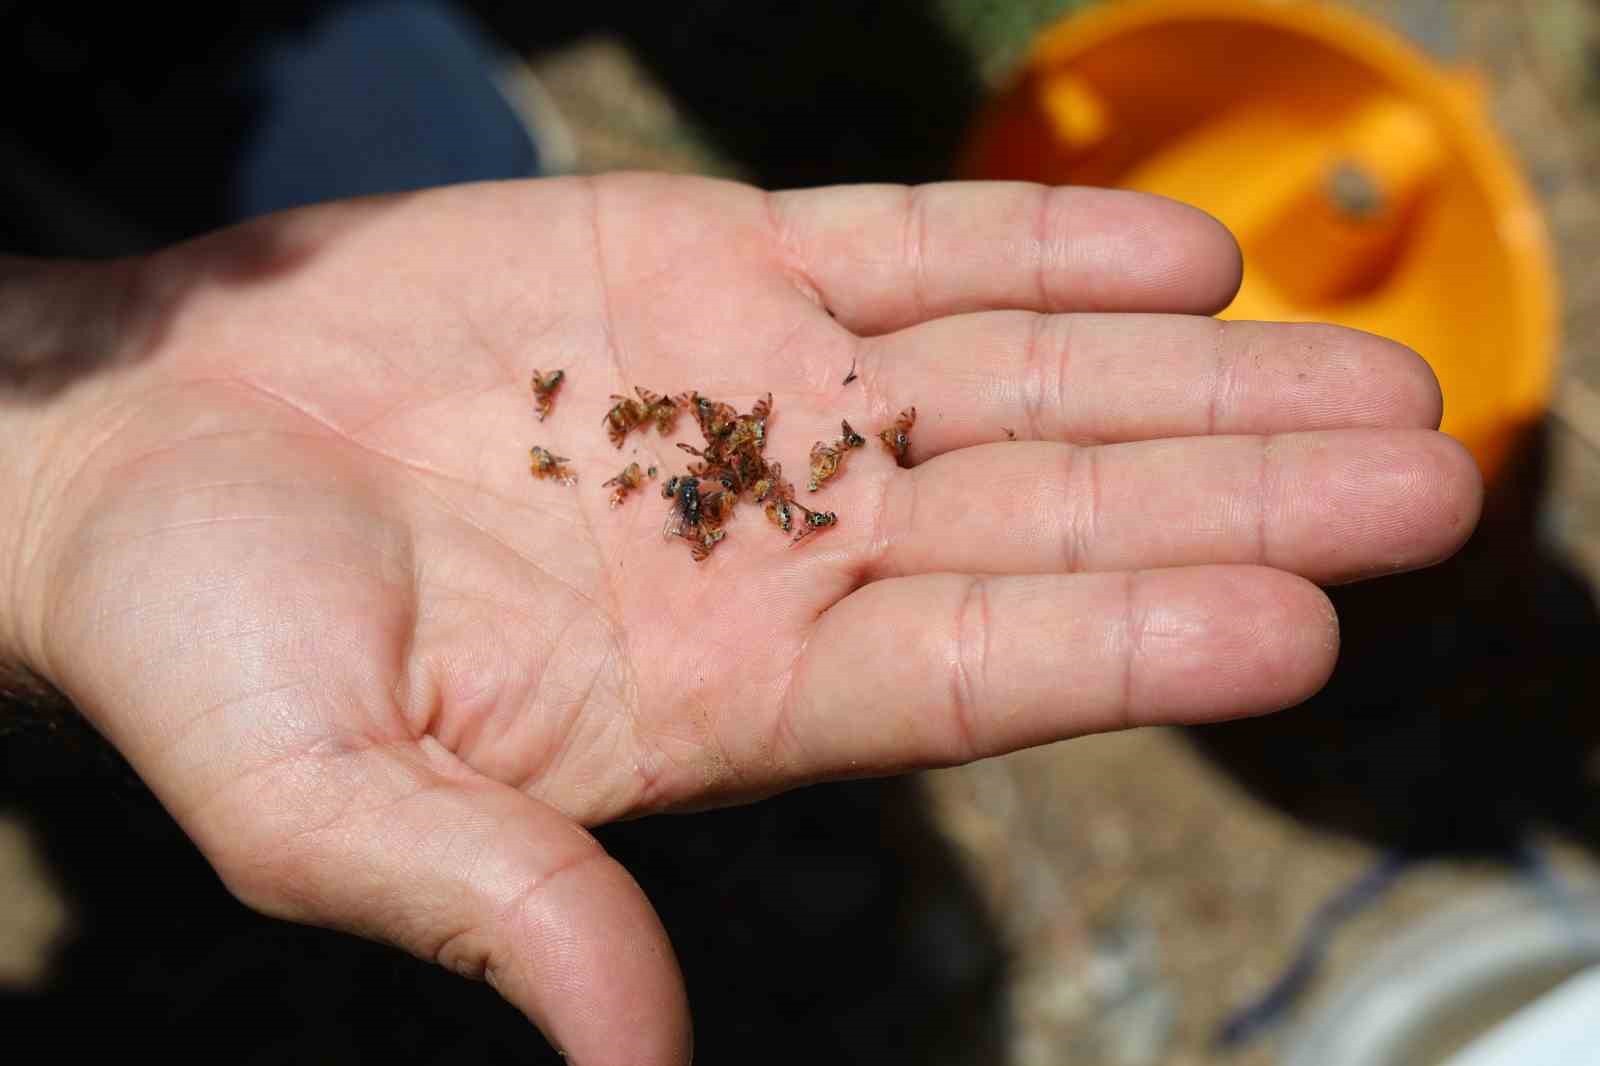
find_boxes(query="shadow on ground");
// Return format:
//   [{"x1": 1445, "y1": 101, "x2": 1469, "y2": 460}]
[
  {"x1": 0, "y1": 736, "x2": 1006, "y2": 1065},
  {"x1": 1188, "y1": 420, "x2": 1600, "y2": 859}
]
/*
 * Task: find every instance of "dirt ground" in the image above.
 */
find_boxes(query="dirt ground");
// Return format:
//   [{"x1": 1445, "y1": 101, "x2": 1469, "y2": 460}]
[{"x1": 4, "y1": 2, "x2": 1600, "y2": 1063}]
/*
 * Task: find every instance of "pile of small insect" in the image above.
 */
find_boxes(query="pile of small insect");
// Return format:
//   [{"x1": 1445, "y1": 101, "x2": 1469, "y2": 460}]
[{"x1": 525, "y1": 366, "x2": 915, "y2": 562}]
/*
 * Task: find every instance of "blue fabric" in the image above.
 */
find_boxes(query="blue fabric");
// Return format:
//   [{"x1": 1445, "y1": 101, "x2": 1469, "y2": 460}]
[{"x1": 226, "y1": 0, "x2": 539, "y2": 221}]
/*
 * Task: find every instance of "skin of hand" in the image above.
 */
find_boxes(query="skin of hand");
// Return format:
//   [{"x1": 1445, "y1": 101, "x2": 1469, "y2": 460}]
[{"x1": 0, "y1": 174, "x2": 1480, "y2": 1064}]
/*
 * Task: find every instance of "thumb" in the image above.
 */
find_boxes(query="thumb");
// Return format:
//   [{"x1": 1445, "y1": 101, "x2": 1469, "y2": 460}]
[{"x1": 200, "y1": 744, "x2": 691, "y2": 1066}]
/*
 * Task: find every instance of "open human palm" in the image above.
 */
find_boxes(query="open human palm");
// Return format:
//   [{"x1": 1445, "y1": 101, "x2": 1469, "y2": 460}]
[{"x1": 5, "y1": 174, "x2": 1478, "y2": 1064}]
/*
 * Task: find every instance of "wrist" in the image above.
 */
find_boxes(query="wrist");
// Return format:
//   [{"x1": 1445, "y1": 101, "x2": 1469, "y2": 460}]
[
  {"x1": 0, "y1": 399, "x2": 46, "y2": 678},
  {"x1": 0, "y1": 254, "x2": 144, "y2": 679}
]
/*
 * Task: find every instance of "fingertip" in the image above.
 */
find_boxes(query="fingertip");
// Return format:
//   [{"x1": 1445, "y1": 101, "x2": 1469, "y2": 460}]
[
  {"x1": 1264, "y1": 571, "x2": 1341, "y2": 711},
  {"x1": 1334, "y1": 328, "x2": 1446, "y2": 431},
  {"x1": 1277, "y1": 427, "x2": 1484, "y2": 586},
  {"x1": 1134, "y1": 566, "x2": 1339, "y2": 725},
  {"x1": 1316, "y1": 325, "x2": 1445, "y2": 431},
  {"x1": 1087, "y1": 192, "x2": 1242, "y2": 315},
  {"x1": 1398, "y1": 342, "x2": 1446, "y2": 431},
  {"x1": 1174, "y1": 198, "x2": 1245, "y2": 314},
  {"x1": 1415, "y1": 429, "x2": 1484, "y2": 567}
]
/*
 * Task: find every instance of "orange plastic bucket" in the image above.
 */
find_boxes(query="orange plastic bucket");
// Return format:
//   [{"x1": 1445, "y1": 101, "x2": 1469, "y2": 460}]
[{"x1": 960, "y1": 0, "x2": 1559, "y2": 485}]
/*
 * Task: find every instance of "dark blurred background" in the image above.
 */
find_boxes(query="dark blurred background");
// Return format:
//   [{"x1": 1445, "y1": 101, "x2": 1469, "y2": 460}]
[{"x1": 5, "y1": 1, "x2": 1600, "y2": 1063}]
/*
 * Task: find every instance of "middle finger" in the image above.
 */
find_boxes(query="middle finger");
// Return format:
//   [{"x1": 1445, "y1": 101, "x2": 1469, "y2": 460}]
[
  {"x1": 856, "y1": 429, "x2": 1481, "y2": 585},
  {"x1": 854, "y1": 312, "x2": 1444, "y2": 461}
]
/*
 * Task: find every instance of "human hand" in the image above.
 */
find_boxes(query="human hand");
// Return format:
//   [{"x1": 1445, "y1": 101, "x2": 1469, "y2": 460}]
[{"x1": 0, "y1": 174, "x2": 1479, "y2": 1064}]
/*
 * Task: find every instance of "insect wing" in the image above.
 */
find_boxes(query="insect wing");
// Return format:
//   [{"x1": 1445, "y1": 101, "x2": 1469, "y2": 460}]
[{"x1": 661, "y1": 505, "x2": 692, "y2": 541}]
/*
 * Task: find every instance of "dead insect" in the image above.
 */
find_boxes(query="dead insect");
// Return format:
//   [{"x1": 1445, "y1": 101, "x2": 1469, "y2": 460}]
[
  {"x1": 689, "y1": 527, "x2": 727, "y2": 562},
  {"x1": 764, "y1": 498, "x2": 793, "y2": 532},
  {"x1": 603, "y1": 462, "x2": 647, "y2": 508},
  {"x1": 789, "y1": 500, "x2": 838, "y2": 544},
  {"x1": 604, "y1": 387, "x2": 685, "y2": 447},
  {"x1": 699, "y1": 488, "x2": 736, "y2": 528},
  {"x1": 807, "y1": 420, "x2": 866, "y2": 491},
  {"x1": 679, "y1": 441, "x2": 749, "y2": 494},
  {"x1": 530, "y1": 369, "x2": 565, "y2": 422},
  {"x1": 878, "y1": 406, "x2": 916, "y2": 465},
  {"x1": 750, "y1": 460, "x2": 790, "y2": 503},
  {"x1": 1002, "y1": 427, "x2": 1016, "y2": 441},
  {"x1": 689, "y1": 392, "x2": 740, "y2": 442},
  {"x1": 663, "y1": 478, "x2": 735, "y2": 561},
  {"x1": 529, "y1": 445, "x2": 576, "y2": 485},
  {"x1": 842, "y1": 358, "x2": 858, "y2": 386},
  {"x1": 807, "y1": 441, "x2": 841, "y2": 491},
  {"x1": 676, "y1": 443, "x2": 736, "y2": 490},
  {"x1": 729, "y1": 447, "x2": 767, "y2": 492},
  {"x1": 649, "y1": 392, "x2": 819, "y2": 558},
  {"x1": 601, "y1": 393, "x2": 647, "y2": 448},
  {"x1": 636, "y1": 387, "x2": 687, "y2": 436},
  {"x1": 661, "y1": 474, "x2": 703, "y2": 540},
  {"x1": 725, "y1": 393, "x2": 772, "y2": 453},
  {"x1": 752, "y1": 460, "x2": 797, "y2": 532}
]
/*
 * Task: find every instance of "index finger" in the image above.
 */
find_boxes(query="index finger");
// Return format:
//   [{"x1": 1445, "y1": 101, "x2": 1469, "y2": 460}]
[{"x1": 767, "y1": 182, "x2": 1242, "y2": 335}]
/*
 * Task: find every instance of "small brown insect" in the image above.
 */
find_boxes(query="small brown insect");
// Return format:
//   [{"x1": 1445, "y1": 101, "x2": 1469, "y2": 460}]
[
  {"x1": 750, "y1": 460, "x2": 791, "y2": 503},
  {"x1": 688, "y1": 528, "x2": 727, "y2": 562},
  {"x1": 789, "y1": 499, "x2": 837, "y2": 544},
  {"x1": 604, "y1": 387, "x2": 685, "y2": 447},
  {"x1": 529, "y1": 446, "x2": 576, "y2": 485},
  {"x1": 751, "y1": 460, "x2": 797, "y2": 532},
  {"x1": 647, "y1": 391, "x2": 847, "y2": 559},
  {"x1": 1002, "y1": 427, "x2": 1016, "y2": 441},
  {"x1": 725, "y1": 393, "x2": 771, "y2": 453},
  {"x1": 842, "y1": 358, "x2": 858, "y2": 386},
  {"x1": 603, "y1": 462, "x2": 647, "y2": 508},
  {"x1": 764, "y1": 498, "x2": 793, "y2": 532},
  {"x1": 636, "y1": 387, "x2": 687, "y2": 436},
  {"x1": 807, "y1": 420, "x2": 866, "y2": 491},
  {"x1": 676, "y1": 442, "x2": 739, "y2": 491},
  {"x1": 601, "y1": 393, "x2": 647, "y2": 448},
  {"x1": 806, "y1": 441, "x2": 840, "y2": 491},
  {"x1": 878, "y1": 406, "x2": 916, "y2": 465},
  {"x1": 530, "y1": 369, "x2": 565, "y2": 422},
  {"x1": 699, "y1": 488, "x2": 737, "y2": 529},
  {"x1": 689, "y1": 392, "x2": 740, "y2": 442}
]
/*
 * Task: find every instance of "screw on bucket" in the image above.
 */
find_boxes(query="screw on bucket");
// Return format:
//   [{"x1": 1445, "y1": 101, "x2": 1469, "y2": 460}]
[{"x1": 1327, "y1": 160, "x2": 1384, "y2": 220}]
